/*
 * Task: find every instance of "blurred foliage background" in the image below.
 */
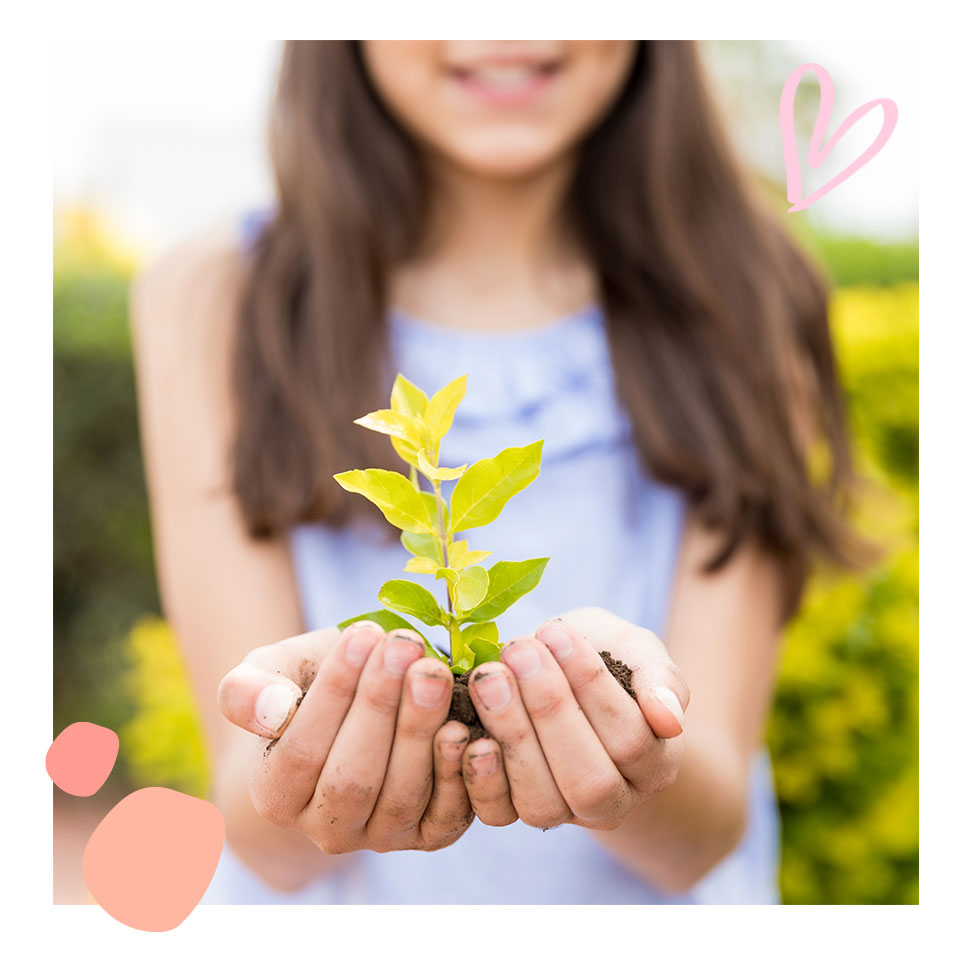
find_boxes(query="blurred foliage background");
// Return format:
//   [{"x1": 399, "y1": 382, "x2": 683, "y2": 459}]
[{"x1": 53, "y1": 203, "x2": 918, "y2": 904}]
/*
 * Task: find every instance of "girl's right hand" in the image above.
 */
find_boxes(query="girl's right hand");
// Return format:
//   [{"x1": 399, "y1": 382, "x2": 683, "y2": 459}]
[{"x1": 217, "y1": 621, "x2": 475, "y2": 854}]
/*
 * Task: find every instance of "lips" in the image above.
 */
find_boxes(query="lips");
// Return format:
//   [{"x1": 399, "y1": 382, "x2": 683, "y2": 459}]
[{"x1": 447, "y1": 58, "x2": 562, "y2": 105}]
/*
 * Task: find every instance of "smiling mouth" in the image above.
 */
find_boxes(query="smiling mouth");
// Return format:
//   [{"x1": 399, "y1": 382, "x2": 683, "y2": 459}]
[{"x1": 447, "y1": 58, "x2": 563, "y2": 102}]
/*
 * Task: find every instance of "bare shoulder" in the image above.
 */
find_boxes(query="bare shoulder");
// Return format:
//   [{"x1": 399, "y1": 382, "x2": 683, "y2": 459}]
[
  {"x1": 130, "y1": 226, "x2": 247, "y2": 361},
  {"x1": 130, "y1": 226, "x2": 250, "y2": 494}
]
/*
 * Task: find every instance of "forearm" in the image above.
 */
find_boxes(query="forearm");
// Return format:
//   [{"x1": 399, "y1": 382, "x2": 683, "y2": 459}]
[
  {"x1": 589, "y1": 726, "x2": 749, "y2": 895},
  {"x1": 212, "y1": 726, "x2": 356, "y2": 892}
]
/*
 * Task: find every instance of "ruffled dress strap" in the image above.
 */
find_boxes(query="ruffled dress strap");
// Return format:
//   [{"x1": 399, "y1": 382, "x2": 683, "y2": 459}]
[{"x1": 386, "y1": 303, "x2": 632, "y2": 467}]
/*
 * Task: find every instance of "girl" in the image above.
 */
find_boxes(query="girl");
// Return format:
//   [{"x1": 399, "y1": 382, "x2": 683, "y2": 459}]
[{"x1": 132, "y1": 41, "x2": 858, "y2": 904}]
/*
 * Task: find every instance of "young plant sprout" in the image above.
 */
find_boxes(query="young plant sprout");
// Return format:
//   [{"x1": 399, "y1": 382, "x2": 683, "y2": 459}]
[{"x1": 334, "y1": 373, "x2": 549, "y2": 674}]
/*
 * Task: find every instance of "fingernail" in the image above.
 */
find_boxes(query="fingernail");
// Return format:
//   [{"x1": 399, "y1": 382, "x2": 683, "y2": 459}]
[
  {"x1": 254, "y1": 684, "x2": 298, "y2": 734},
  {"x1": 473, "y1": 670, "x2": 512, "y2": 710},
  {"x1": 468, "y1": 752, "x2": 498, "y2": 777},
  {"x1": 655, "y1": 686, "x2": 684, "y2": 727},
  {"x1": 384, "y1": 631, "x2": 423, "y2": 676},
  {"x1": 410, "y1": 671, "x2": 447, "y2": 708},
  {"x1": 500, "y1": 639, "x2": 541, "y2": 679},
  {"x1": 439, "y1": 738, "x2": 468, "y2": 761},
  {"x1": 345, "y1": 622, "x2": 380, "y2": 667},
  {"x1": 537, "y1": 619, "x2": 573, "y2": 662}
]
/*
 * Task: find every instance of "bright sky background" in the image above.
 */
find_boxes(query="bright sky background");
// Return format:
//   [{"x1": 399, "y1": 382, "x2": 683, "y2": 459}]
[{"x1": 52, "y1": 39, "x2": 917, "y2": 257}]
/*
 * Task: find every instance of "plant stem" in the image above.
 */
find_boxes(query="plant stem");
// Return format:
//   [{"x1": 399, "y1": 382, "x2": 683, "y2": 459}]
[
  {"x1": 428, "y1": 443, "x2": 460, "y2": 665},
  {"x1": 431, "y1": 477, "x2": 452, "y2": 613},
  {"x1": 448, "y1": 620, "x2": 463, "y2": 670}
]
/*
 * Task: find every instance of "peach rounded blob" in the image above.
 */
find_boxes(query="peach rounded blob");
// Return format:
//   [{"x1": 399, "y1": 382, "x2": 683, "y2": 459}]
[
  {"x1": 46, "y1": 721, "x2": 119, "y2": 796},
  {"x1": 83, "y1": 787, "x2": 225, "y2": 931}
]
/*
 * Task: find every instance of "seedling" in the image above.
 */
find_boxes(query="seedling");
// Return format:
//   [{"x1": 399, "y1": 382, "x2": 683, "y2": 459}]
[{"x1": 334, "y1": 373, "x2": 549, "y2": 673}]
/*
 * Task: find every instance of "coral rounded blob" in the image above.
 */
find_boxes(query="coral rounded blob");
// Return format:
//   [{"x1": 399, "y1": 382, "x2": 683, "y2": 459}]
[
  {"x1": 46, "y1": 721, "x2": 120, "y2": 796},
  {"x1": 82, "y1": 787, "x2": 225, "y2": 931}
]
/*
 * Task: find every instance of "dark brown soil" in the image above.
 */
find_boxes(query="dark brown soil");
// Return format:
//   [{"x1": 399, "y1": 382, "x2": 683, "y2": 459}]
[
  {"x1": 445, "y1": 651, "x2": 636, "y2": 739},
  {"x1": 599, "y1": 650, "x2": 638, "y2": 702},
  {"x1": 449, "y1": 672, "x2": 486, "y2": 741}
]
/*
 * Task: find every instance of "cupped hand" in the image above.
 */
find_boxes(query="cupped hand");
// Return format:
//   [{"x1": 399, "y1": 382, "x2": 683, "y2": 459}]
[
  {"x1": 460, "y1": 606, "x2": 690, "y2": 831},
  {"x1": 217, "y1": 621, "x2": 475, "y2": 853}
]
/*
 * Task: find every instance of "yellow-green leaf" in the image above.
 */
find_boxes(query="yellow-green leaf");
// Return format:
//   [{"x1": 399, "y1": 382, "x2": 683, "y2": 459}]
[
  {"x1": 391, "y1": 373, "x2": 429, "y2": 419},
  {"x1": 462, "y1": 557, "x2": 549, "y2": 622},
  {"x1": 378, "y1": 580, "x2": 445, "y2": 627},
  {"x1": 354, "y1": 409, "x2": 427, "y2": 446},
  {"x1": 449, "y1": 538, "x2": 492, "y2": 571},
  {"x1": 333, "y1": 468, "x2": 434, "y2": 534},
  {"x1": 435, "y1": 567, "x2": 458, "y2": 586},
  {"x1": 449, "y1": 440, "x2": 544, "y2": 533},
  {"x1": 417, "y1": 449, "x2": 468, "y2": 482},
  {"x1": 391, "y1": 435, "x2": 422, "y2": 470},
  {"x1": 420, "y1": 490, "x2": 449, "y2": 531},
  {"x1": 425, "y1": 374, "x2": 468, "y2": 445},
  {"x1": 452, "y1": 565, "x2": 488, "y2": 614},
  {"x1": 401, "y1": 531, "x2": 444, "y2": 565},
  {"x1": 404, "y1": 555, "x2": 439, "y2": 575}
]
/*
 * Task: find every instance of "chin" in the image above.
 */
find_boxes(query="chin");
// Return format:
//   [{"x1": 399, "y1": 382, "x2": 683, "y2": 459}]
[{"x1": 442, "y1": 131, "x2": 572, "y2": 181}]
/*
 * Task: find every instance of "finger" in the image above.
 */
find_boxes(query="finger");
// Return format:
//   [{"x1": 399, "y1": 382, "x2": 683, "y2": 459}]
[
  {"x1": 247, "y1": 620, "x2": 384, "y2": 824},
  {"x1": 546, "y1": 612, "x2": 689, "y2": 738},
  {"x1": 461, "y1": 737, "x2": 517, "y2": 827},
  {"x1": 419, "y1": 721, "x2": 475, "y2": 849},
  {"x1": 367, "y1": 658, "x2": 456, "y2": 844},
  {"x1": 314, "y1": 629, "x2": 426, "y2": 833},
  {"x1": 217, "y1": 627, "x2": 341, "y2": 737},
  {"x1": 468, "y1": 660, "x2": 573, "y2": 830},
  {"x1": 499, "y1": 636, "x2": 632, "y2": 825},
  {"x1": 535, "y1": 617, "x2": 685, "y2": 784}
]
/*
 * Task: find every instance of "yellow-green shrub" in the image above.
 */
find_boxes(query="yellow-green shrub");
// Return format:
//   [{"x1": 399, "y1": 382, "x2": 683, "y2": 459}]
[{"x1": 768, "y1": 283, "x2": 918, "y2": 904}]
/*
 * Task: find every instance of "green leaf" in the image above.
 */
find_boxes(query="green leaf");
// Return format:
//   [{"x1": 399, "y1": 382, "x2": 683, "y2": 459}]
[
  {"x1": 452, "y1": 565, "x2": 488, "y2": 614},
  {"x1": 435, "y1": 567, "x2": 458, "y2": 587},
  {"x1": 391, "y1": 373, "x2": 429, "y2": 419},
  {"x1": 461, "y1": 621, "x2": 499, "y2": 645},
  {"x1": 462, "y1": 557, "x2": 549, "y2": 622},
  {"x1": 461, "y1": 622, "x2": 500, "y2": 666},
  {"x1": 333, "y1": 468, "x2": 434, "y2": 534},
  {"x1": 354, "y1": 409, "x2": 426, "y2": 446},
  {"x1": 425, "y1": 374, "x2": 468, "y2": 445},
  {"x1": 467, "y1": 639, "x2": 501, "y2": 667},
  {"x1": 420, "y1": 490, "x2": 449, "y2": 531},
  {"x1": 378, "y1": 579, "x2": 446, "y2": 627},
  {"x1": 449, "y1": 440, "x2": 544, "y2": 533},
  {"x1": 336, "y1": 609, "x2": 445, "y2": 661},
  {"x1": 451, "y1": 643, "x2": 476, "y2": 674},
  {"x1": 417, "y1": 449, "x2": 468, "y2": 482},
  {"x1": 338, "y1": 609, "x2": 421, "y2": 633},
  {"x1": 401, "y1": 531, "x2": 443, "y2": 566},
  {"x1": 404, "y1": 556, "x2": 439, "y2": 575}
]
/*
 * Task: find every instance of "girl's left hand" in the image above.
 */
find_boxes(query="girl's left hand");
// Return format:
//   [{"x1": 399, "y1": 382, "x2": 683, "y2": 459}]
[{"x1": 461, "y1": 606, "x2": 690, "y2": 831}]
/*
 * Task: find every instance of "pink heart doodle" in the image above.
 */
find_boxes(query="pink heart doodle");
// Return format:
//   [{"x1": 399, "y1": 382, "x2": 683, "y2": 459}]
[{"x1": 780, "y1": 62, "x2": 898, "y2": 213}]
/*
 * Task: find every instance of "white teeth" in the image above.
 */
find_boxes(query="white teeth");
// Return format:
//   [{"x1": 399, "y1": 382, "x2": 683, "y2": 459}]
[{"x1": 466, "y1": 64, "x2": 542, "y2": 87}]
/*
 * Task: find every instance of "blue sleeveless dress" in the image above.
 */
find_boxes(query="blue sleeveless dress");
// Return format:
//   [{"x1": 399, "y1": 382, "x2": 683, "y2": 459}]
[{"x1": 200, "y1": 214, "x2": 782, "y2": 904}]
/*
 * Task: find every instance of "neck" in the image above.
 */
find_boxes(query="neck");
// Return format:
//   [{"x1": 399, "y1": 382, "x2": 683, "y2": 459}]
[
  {"x1": 424, "y1": 153, "x2": 580, "y2": 268},
  {"x1": 389, "y1": 152, "x2": 597, "y2": 331}
]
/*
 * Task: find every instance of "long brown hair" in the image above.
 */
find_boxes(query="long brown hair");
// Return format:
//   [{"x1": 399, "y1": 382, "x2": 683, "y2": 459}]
[{"x1": 233, "y1": 40, "x2": 863, "y2": 616}]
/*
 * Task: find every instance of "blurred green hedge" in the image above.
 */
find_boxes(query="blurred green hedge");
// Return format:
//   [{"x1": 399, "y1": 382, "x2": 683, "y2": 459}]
[
  {"x1": 769, "y1": 282, "x2": 918, "y2": 904},
  {"x1": 53, "y1": 217, "x2": 160, "y2": 787},
  {"x1": 52, "y1": 211, "x2": 918, "y2": 902}
]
